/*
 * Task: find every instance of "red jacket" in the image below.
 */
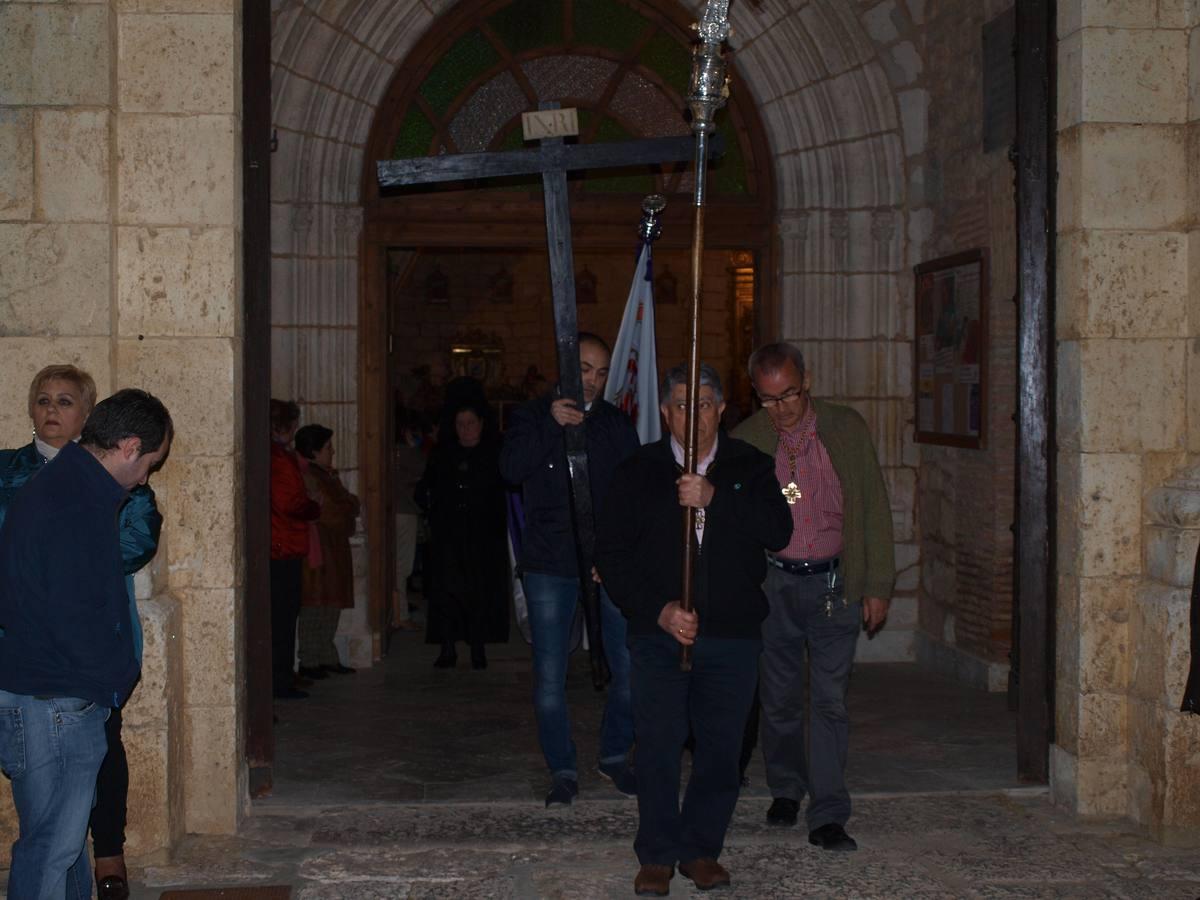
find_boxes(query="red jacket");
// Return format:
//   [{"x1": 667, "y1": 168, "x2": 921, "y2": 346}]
[{"x1": 270, "y1": 441, "x2": 320, "y2": 559}]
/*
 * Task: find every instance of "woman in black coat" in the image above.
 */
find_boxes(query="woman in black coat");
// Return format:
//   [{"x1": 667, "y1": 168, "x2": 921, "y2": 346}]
[{"x1": 417, "y1": 392, "x2": 509, "y2": 670}]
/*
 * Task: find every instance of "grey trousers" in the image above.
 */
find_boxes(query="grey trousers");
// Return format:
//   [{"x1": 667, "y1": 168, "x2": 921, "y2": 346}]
[{"x1": 759, "y1": 563, "x2": 861, "y2": 829}]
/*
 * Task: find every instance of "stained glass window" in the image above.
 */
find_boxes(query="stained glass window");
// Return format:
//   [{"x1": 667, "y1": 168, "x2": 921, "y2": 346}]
[{"x1": 387, "y1": 0, "x2": 759, "y2": 198}]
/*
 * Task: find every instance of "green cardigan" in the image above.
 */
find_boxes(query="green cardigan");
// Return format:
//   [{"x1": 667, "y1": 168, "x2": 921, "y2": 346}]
[{"x1": 732, "y1": 401, "x2": 896, "y2": 603}]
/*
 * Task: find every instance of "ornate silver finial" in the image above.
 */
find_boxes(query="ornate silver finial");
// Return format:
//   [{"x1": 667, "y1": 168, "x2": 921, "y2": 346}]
[
  {"x1": 639, "y1": 194, "x2": 667, "y2": 242},
  {"x1": 688, "y1": 0, "x2": 731, "y2": 135}
]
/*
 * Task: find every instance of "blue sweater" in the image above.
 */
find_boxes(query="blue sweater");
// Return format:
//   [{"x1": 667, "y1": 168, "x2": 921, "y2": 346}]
[
  {"x1": 0, "y1": 442, "x2": 141, "y2": 708},
  {"x1": 0, "y1": 442, "x2": 161, "y2": 661}
]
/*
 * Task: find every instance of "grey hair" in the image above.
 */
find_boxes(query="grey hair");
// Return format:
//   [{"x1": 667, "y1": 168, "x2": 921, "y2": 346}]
[
  {"x1": 747, "y1": 342, "x2": 805, "y2": 380},
  {"x1": 660, "y1": 363, "x2": 724, "y2": 405}
]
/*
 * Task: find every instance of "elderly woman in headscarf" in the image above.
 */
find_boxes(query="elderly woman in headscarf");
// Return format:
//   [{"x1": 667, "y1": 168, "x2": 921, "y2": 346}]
[{"x1": 0, "y1": 364, "x2": 162, "y2": 900}]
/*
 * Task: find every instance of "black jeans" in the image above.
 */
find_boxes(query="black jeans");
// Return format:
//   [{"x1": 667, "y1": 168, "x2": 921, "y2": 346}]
[
  {"x1": 629, "y1": 632, "x2": 760, "y2": 866},
  {"x1": 89, "y1": 706, "x2": 126, "y2": 858},
  {"x1": 270, "y1": 558, "x2": 303, "y2": 693}
]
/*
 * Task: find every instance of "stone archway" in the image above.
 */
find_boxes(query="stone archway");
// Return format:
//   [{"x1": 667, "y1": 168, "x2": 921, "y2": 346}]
[{"x1": 270, "y1": 0, "x2": 923, "y2": 665}]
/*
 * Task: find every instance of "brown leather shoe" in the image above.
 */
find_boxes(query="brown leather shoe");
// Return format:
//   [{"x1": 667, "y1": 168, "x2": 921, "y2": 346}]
[
  {"x1": 634, "y1": 864, "x2": 673, "y2": 896},
  {"x1": 679, "y1": 858, "x2": 731, "y2": 891}
]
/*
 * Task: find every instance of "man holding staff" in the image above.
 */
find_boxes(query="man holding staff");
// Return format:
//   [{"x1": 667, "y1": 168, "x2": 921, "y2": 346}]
[{"x1": 596, "y1": 363, "x2": 791, "y2": 895}]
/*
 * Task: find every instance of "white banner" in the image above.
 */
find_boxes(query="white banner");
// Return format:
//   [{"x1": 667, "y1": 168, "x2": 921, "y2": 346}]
[{"x1": 604, "y1": 243, "x2": 661, "y2": 444}]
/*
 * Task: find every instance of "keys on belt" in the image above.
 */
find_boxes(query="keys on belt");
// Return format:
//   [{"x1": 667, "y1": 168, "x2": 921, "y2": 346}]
[{"x1": 768, "y1": 555, "x2": 845, "y2": 617}]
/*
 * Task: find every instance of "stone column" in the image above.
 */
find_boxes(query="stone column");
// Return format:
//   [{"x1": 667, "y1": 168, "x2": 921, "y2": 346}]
[
  {"x1": 113, "y1": 3, "x2": 243, "y2": 837},
  {"x1": 1139, "y1": 468, "x2": 1200, "y2": 844},
  {"x1": 1054, "y1": 1, "x2": 1192, "y2": 821}
]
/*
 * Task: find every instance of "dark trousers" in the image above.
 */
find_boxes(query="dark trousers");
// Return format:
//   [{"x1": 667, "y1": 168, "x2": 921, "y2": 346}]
[
  {"x1": 270, "y1": 558, "x2": 302, "y2": 692},
  {"x1": 89, "y1": 707, "x2": 126, "y2": 858},
  {"x1": 760, "y1": 565, "x2": 860, "y2": 829},
  {"x1": 629, "y1": 632, "x2": 760, "y2": 866}
]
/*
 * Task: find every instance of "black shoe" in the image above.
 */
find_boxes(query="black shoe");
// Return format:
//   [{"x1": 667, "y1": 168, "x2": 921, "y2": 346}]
[
  {"x1": 766, "y1": 797, "x2": 799, "y2": 827},
  {"x1": 297, "y1": 666, "x2": 329, "y2": 680},
  {"x1": 471, "y1": 645, "x2": 487, "y2": 670},
  {"x1": 273, "y1": 687, "x2": 309, "y2": 700},
  {"x1": 598, "y1": 760, "x2": 637, "y2": 796},
  {"x1": 97, "y1": 875, "x2": 130, "y2": 900},
  {"x1": 808, "y1": 822, "x2": 857, "y2": 852},
  {"x1": 322, "y1": 663, "x2": 356, "y2": 675},
  {"x1": 544, "y1": 776, "x2": 578, "y2": 807},
  {"x1": 433, "y1": 648, "x2": 457, "y2": 669}
]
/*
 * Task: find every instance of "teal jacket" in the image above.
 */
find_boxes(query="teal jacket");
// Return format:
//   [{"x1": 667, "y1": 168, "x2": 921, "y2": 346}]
[
  {"x1": 0, "y1": 442, "x2": 162, "y2": 661},
  {"x1": 732, "y1": 402, "x2": 896, "y2": 604}
]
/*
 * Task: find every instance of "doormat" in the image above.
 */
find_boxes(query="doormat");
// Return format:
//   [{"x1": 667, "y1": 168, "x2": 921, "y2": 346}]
[{"x1": 160, "y1": 889, "x2": 291, "y2": 900}]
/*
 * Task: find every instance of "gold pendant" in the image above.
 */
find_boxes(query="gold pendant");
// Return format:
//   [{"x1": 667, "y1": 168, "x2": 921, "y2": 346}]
[{"x1": 782, "y1": 481, "x2": 802, "y2": 504}]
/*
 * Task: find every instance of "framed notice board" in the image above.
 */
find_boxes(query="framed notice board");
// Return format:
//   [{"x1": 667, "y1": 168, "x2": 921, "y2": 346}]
[{"x1": 914, "y1": 249, "x2": 988, "y2": 449}]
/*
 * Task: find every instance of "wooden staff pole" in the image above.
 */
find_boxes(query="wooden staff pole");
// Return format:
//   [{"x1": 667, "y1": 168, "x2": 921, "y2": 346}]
[{"x1": 680, "y1": 1, "x2": 731, "y2": 672}]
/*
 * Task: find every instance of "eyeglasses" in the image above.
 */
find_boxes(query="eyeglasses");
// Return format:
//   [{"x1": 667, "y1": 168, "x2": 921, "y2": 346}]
[{"x1": 756, "y1": 389, "x2": 804, "y2": 408}]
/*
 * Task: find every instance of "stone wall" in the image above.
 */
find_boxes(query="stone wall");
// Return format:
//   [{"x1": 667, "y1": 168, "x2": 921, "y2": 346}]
[
  {"x1": 913, "y1": 0, "x2": 1018, "y2": 691},
  {"x1": 1054, "y1": 0, "x2": 1200, "y2": 840},
  {"x1": 0, "y1": 0, "x2": 244, "y2": 853}
]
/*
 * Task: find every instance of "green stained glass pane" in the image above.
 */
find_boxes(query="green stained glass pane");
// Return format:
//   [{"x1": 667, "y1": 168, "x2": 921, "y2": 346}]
[
  {"x1": 711, "y1": 109, "x2": 749, "y2": 195},
  {"x1": 583, "y1": 116, "x2": 655, "y2": 193},
  {"x1": 419, "y1": 30, "x2": 500, "y2": 117},
  {"x1": 489, "y1": 0, "x2": 564, "y2": 55},
  {"x1": 573, "y1": 0, "x2": 650, "y2": 53},
  {"x1": 639, "y1": 31, "x2": 691, "y2": 95},
  {"x1": 480, "y1": 123, "x2": 541, "y2": 192},
  {"x1": 392, "y1": 106, "x2": 436, "y2": 159}
]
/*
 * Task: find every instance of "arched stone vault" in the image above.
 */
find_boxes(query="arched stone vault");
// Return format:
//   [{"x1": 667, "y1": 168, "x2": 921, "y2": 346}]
[{"x1": 270, "y1": 0, "x2": 927, "y2": 658}]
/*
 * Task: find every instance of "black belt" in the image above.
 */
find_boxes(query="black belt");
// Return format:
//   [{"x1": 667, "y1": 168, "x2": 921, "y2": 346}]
[{"x1": 766, "y1": 555, "x2": 839, "y2": 576}]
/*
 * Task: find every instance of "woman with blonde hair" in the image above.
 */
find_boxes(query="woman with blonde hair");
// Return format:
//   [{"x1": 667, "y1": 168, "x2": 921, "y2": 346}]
[{"x1": 0, "y1": 364, "x2": 163, "y2": 899}]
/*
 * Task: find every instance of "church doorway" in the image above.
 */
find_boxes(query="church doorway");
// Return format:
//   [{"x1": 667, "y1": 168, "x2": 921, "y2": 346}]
[{"x1": 356, "y1": 0, "x2": 776, "y2": 645}]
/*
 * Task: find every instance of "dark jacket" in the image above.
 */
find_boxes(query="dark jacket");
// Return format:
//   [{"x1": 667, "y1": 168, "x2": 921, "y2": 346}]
[
  {"x1": 0, "y1": 442, "x2": 162, "y2": 576},
  {"x1": 499, "y1": 393, "x2": 639, "y2": 578},
  {"x1": 0, "y1": 441, "x2": 140, "y2": 708},
  {"x1": 595, "y1": 434, "x2": 793, "y2": 640},
  {"x1": 417, "y1": 437, "x2": 509, "y2": 645},
  {"x1": 271, "y1": 440, "x2": 320, "y2": 559},
  {"x1": 0, "y1": 441, "x2": 162, "y2": 662}
]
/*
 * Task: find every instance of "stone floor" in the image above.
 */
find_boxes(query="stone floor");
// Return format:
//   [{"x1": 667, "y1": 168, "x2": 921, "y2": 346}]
[{"x1": 56, "y1": 630, "x2": 1200, "y2": 896}]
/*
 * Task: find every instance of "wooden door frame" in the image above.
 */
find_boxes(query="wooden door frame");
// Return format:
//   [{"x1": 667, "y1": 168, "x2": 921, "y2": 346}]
[
  {"x1": 357, "y1": 215, "x2": 775, "y2": 654},
  {"x1": 242, "y1": 0, "x2": 274, "y2": 795},
  {"x1": 1013, "y1": 0, "x2": 1056, "y2": 783}
]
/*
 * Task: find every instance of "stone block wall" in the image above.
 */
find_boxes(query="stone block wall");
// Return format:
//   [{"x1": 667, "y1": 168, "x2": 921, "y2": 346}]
[
  {"x1": 913, "y1": 0, "x2": 1018, "y2": 691},
  {"x1": 0, "y1": 0, "x2": 244, "y2": 854},
  {"x1": 1054, "y1": 0, "x2": 1200, "y2": 839}
]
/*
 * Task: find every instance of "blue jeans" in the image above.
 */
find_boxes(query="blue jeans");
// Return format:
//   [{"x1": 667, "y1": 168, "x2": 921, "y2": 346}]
[
  {"x1": 524, "y1": 572, "x2": 633, "y2": 780},
  {"x1": 0, "y1": 690, "x2": 109, "y2": 899}
]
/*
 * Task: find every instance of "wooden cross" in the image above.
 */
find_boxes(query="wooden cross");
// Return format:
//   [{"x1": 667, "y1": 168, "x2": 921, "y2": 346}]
[{"x1": 376, "y1": 102, "x2": 721, "y2": 688}]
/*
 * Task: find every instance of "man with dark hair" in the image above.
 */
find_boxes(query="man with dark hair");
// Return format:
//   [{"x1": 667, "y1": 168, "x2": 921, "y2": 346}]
[
  {"x1": 0, "y1": 388, "x2": 172, "y2": 896},
  {"x1": 596, "y1": 362, "x2": 792, "y2": 895},
  {"x1": 733, "y1": 341, "x2": 895, "y2": 852},
  {"x1": 499, "y1": 332, "x2": 640, "y2": 807}
]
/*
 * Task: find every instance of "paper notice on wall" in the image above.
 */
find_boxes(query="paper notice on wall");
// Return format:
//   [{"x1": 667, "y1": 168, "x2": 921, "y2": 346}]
[
  {"x1": 919, "y1": 397, "x2": 935, "y2": 433},
  {"x1": 940, "y1": 384, "x2": 955, "y2": 433},
  {"x1": 958, "y1": 364, "x2": 980, "y2": 384}
]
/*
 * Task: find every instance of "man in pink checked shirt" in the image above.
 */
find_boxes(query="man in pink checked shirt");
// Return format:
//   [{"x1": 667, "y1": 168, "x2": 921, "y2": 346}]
[{"x1": 733, "y1": 342, "x2": 896, "y2": 853}]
